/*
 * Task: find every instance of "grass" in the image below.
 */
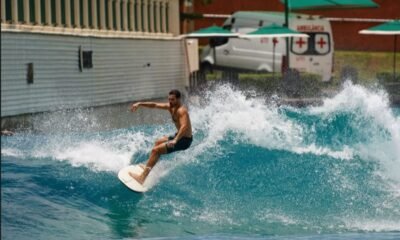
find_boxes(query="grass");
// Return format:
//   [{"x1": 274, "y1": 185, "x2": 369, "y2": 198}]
[
  {"x1": 202, "y1": 50, "x2": 399, "y2": 84},
  {"x1": 333, "y1": 50, "x2": 399, "y2": 84},
  {"x1": 199, "y1": 50, "x2": 400, "y2": 101}
]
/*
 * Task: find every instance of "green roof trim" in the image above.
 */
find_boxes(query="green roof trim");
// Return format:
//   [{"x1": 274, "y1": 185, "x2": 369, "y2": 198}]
[{"x1": 279, "y1": 0, "x2": 378, "y2": 10}]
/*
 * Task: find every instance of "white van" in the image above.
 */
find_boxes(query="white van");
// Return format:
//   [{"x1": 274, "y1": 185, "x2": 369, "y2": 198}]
[{"x1": 200, "y1": 11, "x2": 334, "y2": 81}]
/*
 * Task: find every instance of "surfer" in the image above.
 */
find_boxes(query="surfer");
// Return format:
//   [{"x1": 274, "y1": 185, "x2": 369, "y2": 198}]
[{"x1": 129, "y1": 89, "x2": 193, "y2": 184}]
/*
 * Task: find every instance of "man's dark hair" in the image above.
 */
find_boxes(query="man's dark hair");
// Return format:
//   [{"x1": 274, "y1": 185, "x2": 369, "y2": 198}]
[{"x1": 169, "y1": 89, "x2": 181, "y2": 99}]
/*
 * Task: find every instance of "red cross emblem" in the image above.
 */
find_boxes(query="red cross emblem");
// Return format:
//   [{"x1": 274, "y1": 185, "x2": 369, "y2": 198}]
[
  {"x1": 317, "y1": 37, "x2": 327, "y2": 48},
  {"x1": 295, "y1": 38, "x2": 306, "y2": 48}
]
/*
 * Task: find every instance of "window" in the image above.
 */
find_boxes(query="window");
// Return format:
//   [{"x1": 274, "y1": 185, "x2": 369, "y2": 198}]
[
  {"x1": 141, "y1": 0, "x2": 145, "y2": 31},
  {"x1": 314, "y1": 33, "x2": 330, "y2": 55},
  {"x1": 78, "y1": 47, "x2": 93, "y2": 71},
  {"x1": 27, "y1": 63, "x2": 34, "y2": 84},
  {"x1": 223, "y1": 17, "x2": 235, "y2": 31},
  {"x1": 292, "y1": 36, "x2": 308, "y2": 54},
  {"x1": 291, "y1": 32, "x2": 330, "y2": 55},
  {"x1": 51, "y1": 0, "x2": 56, "y2": 25},
  {"x1": 153, "y1": 1, "x2": 157, "y2": 32},
  {"x1": 147, "y1": 1, "x2": 151, "y2": 31},
  {"x1": 88, "y1": 0, "x2": 93, "y2": 28},
  {"x1": 83, "y1": 51, "x2": 93, "y2": 68},
  {"x1": 165, "y1": 2, "x2": 168, "y2": 32},
  {"x1": 159, "y1": 1, "x2": 163, "y2": 32},
  {"x1": 134, "y1": 0, "x2": 138, "y2": 31}
]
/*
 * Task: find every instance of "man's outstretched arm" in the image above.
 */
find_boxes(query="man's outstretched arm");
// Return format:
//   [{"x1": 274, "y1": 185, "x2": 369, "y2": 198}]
[{"x1": 131, "y1": 102, "x2": 169, "y2": 112}]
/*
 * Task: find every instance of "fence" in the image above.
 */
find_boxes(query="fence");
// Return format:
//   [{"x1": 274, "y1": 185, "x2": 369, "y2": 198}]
[{"x1": 1, "y1": 0, "x2": 175, "y2": 34}]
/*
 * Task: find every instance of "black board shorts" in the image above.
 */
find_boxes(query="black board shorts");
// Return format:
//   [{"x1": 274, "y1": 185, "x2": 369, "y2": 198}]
[{"x1": 166, "y1": 133, "x2": 193, "y2": 154}]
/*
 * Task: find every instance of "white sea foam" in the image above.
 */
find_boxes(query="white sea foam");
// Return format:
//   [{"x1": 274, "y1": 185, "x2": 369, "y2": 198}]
[
  {"x1": 1, "y1": 148, "x2": 23, "y2": 157},
  {"x1": 9, "y1": 83, "x2": 399, "y2": 190},
  {"x1": 344, "y1": 218, "x2": 400, "y2": 232},
  {"x1": 309, "y1": 81, "x2": 400, "y2": 183},
  {"x1": 189, "y1": 84, "x2": 358, "y2": 160},
  {"x1": 257, "y1": 209, "x2": 298, "y2": 225},
  {"x1": 29, "y1": 131, "x2": 151, "y2": 172},
  {"x1": 195, "y1": 208, "x2": 236, "y2": 225},
  {"x1": 292, "y1": 144, "x2": 354, "y2": 160},
  {"x1": 190, "y1": 85, "x2": 302, "y2": 151},
  {"x1": 144, "y1": 83, "x2": 400, "y2": 189}
]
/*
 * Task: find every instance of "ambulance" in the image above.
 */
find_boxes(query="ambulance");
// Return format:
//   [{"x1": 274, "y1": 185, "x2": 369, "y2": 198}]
[{"x1": 200, "y1": 11, "x2": 334, "y2": 81}]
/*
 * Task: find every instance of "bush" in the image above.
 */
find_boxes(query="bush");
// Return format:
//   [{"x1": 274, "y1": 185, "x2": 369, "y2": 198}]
[
  {"x1": 376, "y1": 72, "x2": 400, "y2": 83},
  {"x1": 340, "y1": 66, "x2": 359, "y2": 84},
  {"x1": 294, "y1": 73, "x2": 323, "y2": 97},
  {"x1": 239, "y1": 71, "x2": 323, "y2": 97},
  {"x1": 239, "y1": 74, "x2": 281, "y2": 94}
]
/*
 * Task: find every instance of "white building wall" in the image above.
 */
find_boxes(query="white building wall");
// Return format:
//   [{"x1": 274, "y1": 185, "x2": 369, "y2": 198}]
[{"x1": 1, "y1": 31, "x2": 188, "y2": 117}]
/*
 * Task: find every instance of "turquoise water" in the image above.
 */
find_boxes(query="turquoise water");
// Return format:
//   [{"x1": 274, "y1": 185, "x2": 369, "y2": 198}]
[{"x1": 2, "y1": 82, "x2": 400, "y2": 239}]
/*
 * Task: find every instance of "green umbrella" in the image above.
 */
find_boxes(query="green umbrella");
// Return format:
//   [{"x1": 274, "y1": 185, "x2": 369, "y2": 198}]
[
  {"x1": 185, "y1": 26, "x2": 239, "y2": 66},
  {"x1": 241, "y1": 24, "x2": 309, "y2": 79},
  {"x1": 359, "y1": 20, "x2": 400, "y2": 35},
  {"x1": 185, "y1": 25, "x2": 239, "y2": 38},
  {"x1": 281, "y1": 0, "x2": 378, "y2": 10},
  {"x1": 359, "y1": 20, "x2": 400, "y2": 80}
]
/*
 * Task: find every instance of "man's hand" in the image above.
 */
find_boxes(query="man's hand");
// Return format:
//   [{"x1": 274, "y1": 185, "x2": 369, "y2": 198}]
[
  {"x1": 167, "y1": 139, "x2": 177, "y2": 148},
  {"x1": 131, "y1": 103, "x2": 140, "y2": 112}
]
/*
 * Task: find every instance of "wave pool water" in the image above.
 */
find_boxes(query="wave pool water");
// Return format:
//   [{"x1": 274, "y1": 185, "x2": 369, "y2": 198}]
[{"x1": 2, "y1": 82, "x2": 400, "y2": 239}]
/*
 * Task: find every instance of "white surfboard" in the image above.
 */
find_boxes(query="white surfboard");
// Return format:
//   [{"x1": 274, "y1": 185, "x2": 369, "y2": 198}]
[{"x1": 118, "y1": 165, "x2": 148, "y2": 193}]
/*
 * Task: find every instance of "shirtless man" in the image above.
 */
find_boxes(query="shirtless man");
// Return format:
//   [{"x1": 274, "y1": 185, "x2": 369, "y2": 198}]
[{"x1": 129, "y1": 89, "x2": 193, "y2": 184}]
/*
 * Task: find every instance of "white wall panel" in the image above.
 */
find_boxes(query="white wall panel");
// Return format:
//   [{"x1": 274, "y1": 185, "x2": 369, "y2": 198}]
[{"x1": 1, "y1": 32, "x2": 188, "y2": 116}]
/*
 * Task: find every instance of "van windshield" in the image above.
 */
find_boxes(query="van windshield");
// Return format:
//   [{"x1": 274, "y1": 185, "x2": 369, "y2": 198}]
[{"x1": 291, "y1": 33, "x2": 330, "y2": 55}]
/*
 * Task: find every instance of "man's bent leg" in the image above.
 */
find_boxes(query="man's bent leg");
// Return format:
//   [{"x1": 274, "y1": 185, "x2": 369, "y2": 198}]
[
  {"x1": 154, "y1": 136, "x2": 168, "y2": 146},
  {"x1": 129, "y1": 144, "x2": 168, "y2": 184}
]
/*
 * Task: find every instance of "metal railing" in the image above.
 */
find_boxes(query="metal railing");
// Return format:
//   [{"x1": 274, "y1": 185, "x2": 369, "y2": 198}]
[{"x1": 1, "y1": 0, "x2": 171, "y2": 34}]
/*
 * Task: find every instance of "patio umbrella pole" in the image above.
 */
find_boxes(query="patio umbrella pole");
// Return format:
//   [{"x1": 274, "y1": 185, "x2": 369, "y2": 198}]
[
  {"x1": 273, "y1": 38, "x2": 276, "y2": 80},
  {"x1": 394, "y1": 35, "x2": 397, "y2": 81},
  {"x1": 213, "y1": 46, "x2": 217, "y2": 66},
  {"x1": 284, "y1": 0, "x2": 290, "y2": 70}
]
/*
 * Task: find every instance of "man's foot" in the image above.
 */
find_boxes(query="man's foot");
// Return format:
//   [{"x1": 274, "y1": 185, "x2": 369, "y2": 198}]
[
  {"x1": 139, "y1": 164, "x2": 146, "y2": 170},
  {"x1": 129, "y1": 172, "x2": 145, "y2": 185}
]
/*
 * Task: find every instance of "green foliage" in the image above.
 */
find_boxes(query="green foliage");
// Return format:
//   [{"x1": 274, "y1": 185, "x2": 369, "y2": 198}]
[
  {"x1": 377, "y1": 72, "x2": 400, "y2": 97},
  {"x1": 238, "y1": 72, "x2": 323, "y2": 97},
  {"x1": 334, "y1": 50, "x2": 399, "y2": 83},
  {"x1": 376, "y1": 72, "x2": 400, "y2": 83},
  {"x1": 239, "y1": 74, "x2": 282, "y2": 94}
]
